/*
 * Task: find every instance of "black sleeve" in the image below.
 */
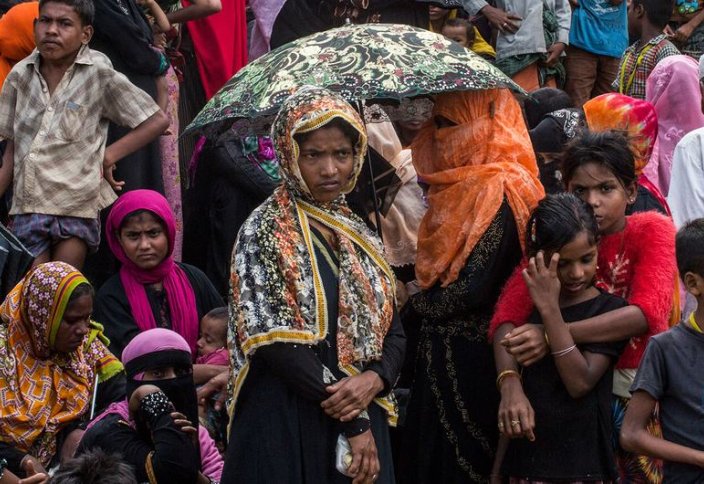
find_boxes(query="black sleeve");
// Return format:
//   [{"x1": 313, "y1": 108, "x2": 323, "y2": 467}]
[
  {"x1": 95, "y1": 372, "x2": 127, "y2": 415},
  {"x1": 91, "y1": 0, "x2": 166, "y2": 76},
  {"x1": 180, "y1": 264, "x2": 225, "y2": 317},
  {"x1": 580, "y1": 294, "x2": 630, "y2": 358},
  {"x1": 364, "y1": 309, "x2": 406, "y2": 396},
  {"x1": 0, "y1": 441, "x2": 26, "y2": 475},
  {"x1": 409, "y1": 201, "x2": 522, "y2": 321},
  {"x1": 93, "y1": 276, "x2": 140, "y2": 361},
  {"x1": 79, "y1": 408, "x2": 199, "y2": 483},
  {"x1": 255, "y1": 343, "x2": 370, "y2": 436}
]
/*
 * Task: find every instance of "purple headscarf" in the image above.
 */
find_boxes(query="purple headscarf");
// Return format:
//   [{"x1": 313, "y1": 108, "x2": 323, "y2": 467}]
[{"x1": 645, "y1": 55, "x2": 704, "y2": 196}]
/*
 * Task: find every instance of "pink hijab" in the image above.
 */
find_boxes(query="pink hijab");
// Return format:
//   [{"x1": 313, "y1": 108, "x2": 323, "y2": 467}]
[
  {"x1": 644, "y1": 55, "x2": 704, "y2": 196},
  {"x1": 106, "y1": 190, "x2": 199, "y2": 356},
  {"x1": 87, "y1": 329, "x2": 223, "y2": 481}
]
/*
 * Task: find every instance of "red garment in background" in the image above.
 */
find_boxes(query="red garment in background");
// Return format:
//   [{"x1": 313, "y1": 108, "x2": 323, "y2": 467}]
[{"x1": 184, "y1": 0, "x2": 247, "y2": 100}]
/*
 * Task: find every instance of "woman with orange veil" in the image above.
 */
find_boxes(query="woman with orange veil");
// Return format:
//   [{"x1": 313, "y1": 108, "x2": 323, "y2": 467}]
[
  {"x1": 0, "y1": 1, "x2": 37, "y2": 90},
  {"x1": 399, "y1": 88, "x2": 544, "y2": 482}
]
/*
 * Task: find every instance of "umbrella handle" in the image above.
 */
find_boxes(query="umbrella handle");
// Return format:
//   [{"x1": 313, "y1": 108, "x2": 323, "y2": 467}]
[{"x1": 356, "y1": 101, "x2": 384, "y2": 241}]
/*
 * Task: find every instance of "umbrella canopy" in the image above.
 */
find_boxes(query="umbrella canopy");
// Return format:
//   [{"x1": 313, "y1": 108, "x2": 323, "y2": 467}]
[{"x1": 185, "y1": 22, "x2": 522, "y2": 134}]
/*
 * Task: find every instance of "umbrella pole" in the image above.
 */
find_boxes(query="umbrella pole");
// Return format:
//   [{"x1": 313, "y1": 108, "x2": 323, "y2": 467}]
[{"x1": 356, "y1": 101, "x2": 384, "y2": 240}]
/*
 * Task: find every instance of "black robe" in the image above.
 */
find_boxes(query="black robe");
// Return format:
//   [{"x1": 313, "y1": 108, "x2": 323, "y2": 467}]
[
  {"x1": 221, "y1": 227, "x2": 405, "y2": 483},
  {"x1": 399, "y1": 201, "x2": 522, "y2": 483},
  {"x1": 93, "y1": 262, "x2": 223, "y2": 360}
]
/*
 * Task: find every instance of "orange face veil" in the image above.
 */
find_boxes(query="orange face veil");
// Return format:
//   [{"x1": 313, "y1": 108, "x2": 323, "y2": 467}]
[{"x1": 412, "y1": 88, "x2": 545, "y2": 288}]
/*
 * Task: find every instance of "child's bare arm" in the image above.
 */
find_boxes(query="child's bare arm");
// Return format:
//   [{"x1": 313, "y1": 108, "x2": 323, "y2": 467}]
[
  {"x1": 103, "y1": 110, "x2": 169, "y2": 190},
  {"x1": 192, "y1": 364, "x2": 228, "y2": 385},
  {"x1": 166, "y1": 0, "x2": 221, "y2": 24},
  {"x1": 621, "y1": 391, "x2": 704, "y2": 468},
  {"x1": 139, "y1": 0, "x2": 171, "y2": 32},
  {"x1": 0, "y1": 140, "x2": 14, "y2": 197}
]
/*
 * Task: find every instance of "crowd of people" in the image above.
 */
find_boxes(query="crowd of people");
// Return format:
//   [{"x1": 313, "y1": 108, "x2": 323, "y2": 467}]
[{"x1": 1, "y1": 0, "x2": 704, "y2": 482}]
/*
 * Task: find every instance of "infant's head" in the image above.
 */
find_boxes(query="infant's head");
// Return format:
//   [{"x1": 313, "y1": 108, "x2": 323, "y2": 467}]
[{"x1": 197, "y1": 307, "x2": 228, "y2": 357}]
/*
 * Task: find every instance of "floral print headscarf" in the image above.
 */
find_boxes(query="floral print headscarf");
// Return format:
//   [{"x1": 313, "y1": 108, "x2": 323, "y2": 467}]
[
  {"x1": 229, "y1": 86, "x2": 397, "y2": 423},
  {"x1": 0, "y1": 262, "x2": 122, "y2": 466}
]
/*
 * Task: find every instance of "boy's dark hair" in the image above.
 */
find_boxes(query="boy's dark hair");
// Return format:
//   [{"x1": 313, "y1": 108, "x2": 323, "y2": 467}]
[
  {"x1": 524, "y1": 88, "x2": 574, "y2": 130},
  {"x1": 526, "y1": 192, "x2": 599, "y2": 257},
  {"x1": 443, "y1": 18, "x2": 476, "y2": 45},
  {"x1": 39, "y1": 0, "x2": 94, "y2": 26},
  {"x1": 561, "y1": 130, "x2": 637, "y2": 188},
  {"x1": 675, "y1": 219, "x2": 704, "y2": 278},
  {"x1": 48, "y1": 450, "x2": 137, "y2": 484},
  {"x1": 205, "y1": 306, "x2": 228, "y2": 322},
  {"x1": 633, "y1": 0, "x2": 674, "y2": 29}
]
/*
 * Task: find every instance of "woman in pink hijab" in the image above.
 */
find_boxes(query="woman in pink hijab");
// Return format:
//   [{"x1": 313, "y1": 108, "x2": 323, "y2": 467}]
[
  {"x1": 644, "y1": 55, "x2": 704, "y2": 196},
  {"x1": 79, "y1": 328, "x2": 223, "y2": 483},
  {"x1": 93, "y1": 190, "x2": 223, "y2": 360}
]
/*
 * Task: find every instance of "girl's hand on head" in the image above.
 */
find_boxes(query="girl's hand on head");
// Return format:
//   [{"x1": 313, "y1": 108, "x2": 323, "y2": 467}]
[
  {"x1": 522, "y1": 252, "x2": 561, "y2": 314},
  {"x1": 500, "y1": 324, "x2": 549, "y2": 366},
  {"x1": 497, "y1": 378, "x2": 535, "y2": 441}
]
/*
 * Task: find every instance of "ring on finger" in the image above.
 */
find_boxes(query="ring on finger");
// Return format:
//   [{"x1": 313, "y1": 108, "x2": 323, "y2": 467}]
[
  {"x1": 511, "y1": 419, "x2": 520, "y2": 427},
  {"x1": 502, "y1": 22, "x2": 508, "y2": 29}
]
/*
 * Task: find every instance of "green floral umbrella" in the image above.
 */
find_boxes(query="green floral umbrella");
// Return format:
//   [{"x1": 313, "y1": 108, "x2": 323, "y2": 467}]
[{"x1": 185, "y1": 23, "x2": 523, "y2": 134}]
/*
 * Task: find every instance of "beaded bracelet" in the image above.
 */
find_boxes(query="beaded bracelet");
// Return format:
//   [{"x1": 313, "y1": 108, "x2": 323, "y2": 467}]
[{"x1": 139, "y1": 391, "x2": 173, "y2": 419}]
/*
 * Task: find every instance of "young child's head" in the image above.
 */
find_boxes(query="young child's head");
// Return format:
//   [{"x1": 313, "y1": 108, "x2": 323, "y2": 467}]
[
  {"x1": 197, "y1": 307, "x2": 228, "y2": 357},
  {"x1": 562, "y1": 130, "x2": 637, "y2": 236},
  {"x1": 48, "y1": 449, "x2": 137, "y2": 484},
  {"x1": 628, "y1": 0, "x2": 674, "y2": 38},
  {"x1": 36, "y1": 0, "x2": 93, "y2": 63},
  {"x1": 527, "y1": 193, "x2": 600, "y2": 299},
  {"x1": 676, "y1": 219, "x2": 704, "y2": 303},
  {"x1": 523, "y1": 88, "x2": 574, "y2": 130},
  {"x1": 441, "y1": 18, "x2": 476, "y2": 49}
]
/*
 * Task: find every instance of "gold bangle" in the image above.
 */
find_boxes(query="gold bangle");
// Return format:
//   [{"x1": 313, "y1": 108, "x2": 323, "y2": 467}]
[
  {"x1": 544, "y1": 330, "x2": 550, "y2": 347},
  {"x1": 496, "y1": 369, "x2": 521, "y2": 390}
]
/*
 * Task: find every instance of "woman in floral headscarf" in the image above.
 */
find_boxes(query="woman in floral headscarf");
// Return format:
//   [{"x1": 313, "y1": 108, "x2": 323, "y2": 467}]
[
  {"x1": 0, "y1": 262, "x2": 123, "y2": 477},
  {"x1": 221, "y1": 86, "x2": 405, "y2": 483}
]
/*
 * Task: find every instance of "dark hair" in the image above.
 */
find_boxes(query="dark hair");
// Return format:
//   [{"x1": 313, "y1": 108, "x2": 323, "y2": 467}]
[
  {"x1": 293, "y1": 117, "x2": 360, "y2": 152},
  {"x1": 39, "y1": 0, "x2": 94, "y2": 26},
  {"x1": 633, "y1": 0, "x2": 674, "y2": 29},
  {"x1": 524, "y1": 88, "x2": 574, "y2": 130},
  {"x1": 67, "y1": 282, "x2": 94, "y2": 304},
  {"x1": 119, "y1": 209, "x2": 166, "y2": 232},
  {"x1": 442, "y1": 18, "x2": 476, "y2": 44},
  {"x1": 676, "y1": 219, "x2": 704, "y2": 278},
  {"x1": 48, "y1": 450, "x2": 137, "y2": 484},
  {"x1": 561, "y1": 130, "x2": 637, "y2": 188},
  {"x1": 526, "y1": 193, "x2": 599, "y2": 257},
  {"x1": 205, "y1": 306, "x2": 228, "y2": 322}
]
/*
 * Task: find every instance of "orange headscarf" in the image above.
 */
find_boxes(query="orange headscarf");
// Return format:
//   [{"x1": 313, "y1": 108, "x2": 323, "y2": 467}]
[
  {"x1": 412, "y1": 89, "x2": 544, "y2": 289},
  {"x1": 0, "y1": 2, "x2": 38, "y2": 89}
]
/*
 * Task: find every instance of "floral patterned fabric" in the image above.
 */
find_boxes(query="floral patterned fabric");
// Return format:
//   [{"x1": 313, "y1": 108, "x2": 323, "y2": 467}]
[
  {"x1": 0, "y1": 262, "x2": 122, "y2": 466},
  {"x1": 229, "y1": 87, "x2": 397, "y2": 421},
  {"x1": 186, "y1": 23, "x2": 521, "y2": 134}
]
